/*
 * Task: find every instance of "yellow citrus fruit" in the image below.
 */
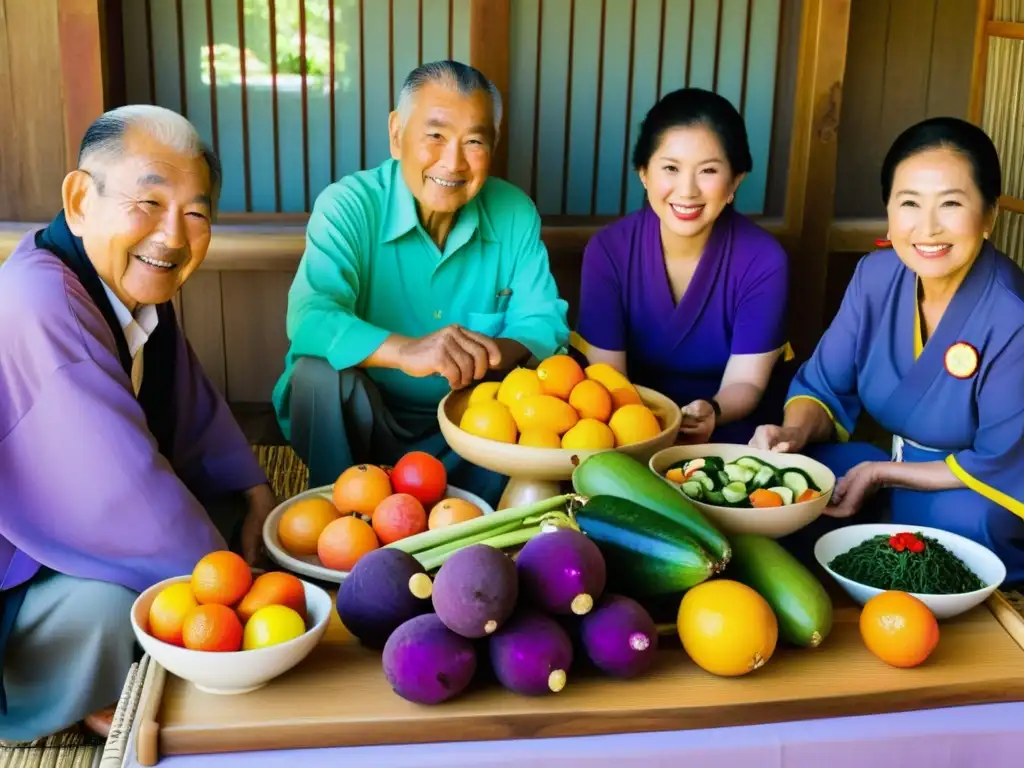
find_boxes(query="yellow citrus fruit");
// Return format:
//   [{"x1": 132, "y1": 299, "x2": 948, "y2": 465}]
[
  {"x1": 610, "y1": 387, "x2": 644, "y2": 411},
  {"x1": 568, "y1": 379, "x2": 613, "y2": 422},
  {"x1": 496, "y1": 367, "x2": 543, "y2": 407},
  {"x1": 468, "y1": 381, "x2": 501, "y2": 405},
  {"x1": 243, "y1": 604, "x2": 307, "y2": 650},
  {"x1": 859, "y1": 591, "x2": 940, "y2": 668},
  {"x1": 584, "y1": 363, "x2": 637, "y2": 395},
  {"x1": 518, "y1": 429, "x2": 563, "y2": 448},
  {"x1": 148, "y1": 582, "x2": 200, "y2": 646},
  {"x1": 459, "y1": 401, "x2": 518, "y2": 443},
  {"x1": 607, "y1": 404, "x2": 661, "y2": 445},
  {"x1": 677, "y1": 580, "x2": 778, "y2": 677},
  {"x1": 536, "y1": 355, "x2": 586, "y2": 400},
  {"x1": 510, "y1": 395, "x2": 580, "y2": 435},
  {"x1": 561, "y1": 418, "x2": 616, "y2": 450}
]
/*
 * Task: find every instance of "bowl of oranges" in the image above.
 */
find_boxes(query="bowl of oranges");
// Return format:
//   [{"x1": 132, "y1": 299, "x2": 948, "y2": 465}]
[
  {"x1": 263, "y1": 450, "x2": 493, "y2": 583},
  {"x1": 438, "y1": 356, "x2": 681, "y2": 509},
  {"x1": 131, "y1": 551, "x2": 332, "y2": 694}
]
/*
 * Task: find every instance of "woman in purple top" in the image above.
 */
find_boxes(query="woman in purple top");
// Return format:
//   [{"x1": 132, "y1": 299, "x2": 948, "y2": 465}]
[{"x1": 571, "y1": 88, "x2": 790, "y2": 444}]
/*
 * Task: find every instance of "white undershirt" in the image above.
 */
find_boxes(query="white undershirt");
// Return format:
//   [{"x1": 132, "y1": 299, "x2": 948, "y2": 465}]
[{"x1": 100, "y1": 281, "x2": 159, "y2": 395}]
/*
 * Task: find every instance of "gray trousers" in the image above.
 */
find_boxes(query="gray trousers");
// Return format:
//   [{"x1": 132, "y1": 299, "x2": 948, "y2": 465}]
[
  {"x1": 286, "y1": 357, "x2": 507, "y2": 509},
  {"x1": 0, "y1": 494, "x2": 246, "y2": 743}
]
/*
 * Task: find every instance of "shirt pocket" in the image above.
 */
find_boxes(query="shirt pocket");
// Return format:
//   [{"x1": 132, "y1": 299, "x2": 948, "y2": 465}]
[{"x1": 464, "y1": 311, "x2": 506, "y2": 337}]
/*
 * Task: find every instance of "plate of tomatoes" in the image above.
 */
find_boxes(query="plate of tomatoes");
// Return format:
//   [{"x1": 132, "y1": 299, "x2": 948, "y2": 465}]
[{"x1": 262, "y1": 451, "x2": 494, "y2": 583}]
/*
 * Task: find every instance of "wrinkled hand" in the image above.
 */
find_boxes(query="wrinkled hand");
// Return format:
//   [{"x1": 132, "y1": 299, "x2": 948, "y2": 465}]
[
  {"x1": 825, "y1": 461, "x2": 883, "y2": 519},
  {"x1": 240, "y1": 484, "x2": 278, "y2": 567},
  {"x1": 748, "y1": 424, "x2": 807, "y2": 454},
  {"x1": 399, "y1": 325, "x2": 501, "y2": 390},
  {"x1": 678, "y1": 400, "x2": 716, "y2": 444}
]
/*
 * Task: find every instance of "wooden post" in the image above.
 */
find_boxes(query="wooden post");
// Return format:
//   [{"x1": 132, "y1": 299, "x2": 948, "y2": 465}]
[
  {"x1": 782, "y1": 0, "x2": 852, "y2": 360},
  {"x1": 969, "y1": 0, "x2": 995, "y2": 124},
  {"x1": 57, "y1": 0, "x2": 107, "y2": 172},
  {"x1": 469, "y1": 0, "x2": 510, "y2": 180}
]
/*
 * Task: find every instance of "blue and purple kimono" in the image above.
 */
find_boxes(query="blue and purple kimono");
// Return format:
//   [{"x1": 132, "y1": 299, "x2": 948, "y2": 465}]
[{"x1": 789, "y1": 243, "x2": 1024, "y2": 583}]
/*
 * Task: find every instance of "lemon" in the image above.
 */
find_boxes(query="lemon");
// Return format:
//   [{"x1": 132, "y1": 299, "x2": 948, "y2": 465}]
[
  {"x1": 608, "y1": 404, "x2": 661, "y2": 446},
  {"x1": 468, "y1": 381, "x2": 500, "y2": 405},
  {"x1": 518, "y1": 429, "x2": 563, "y2": 448},
  {"x1": 243, "y1": 605, "x2": 307, "y2": 650},
  {"x1": 510, "y1": 395, "x2": 580, "y2": 435},
  {"x1": 561, "y1": 418, "x2": 615, "y2": 450},
  {"x1": 459, "y1": 401, "x2": 518, "y2": 443},
  {"x1": 496, "y1": 367, "x2": 543, "y2": 406}
]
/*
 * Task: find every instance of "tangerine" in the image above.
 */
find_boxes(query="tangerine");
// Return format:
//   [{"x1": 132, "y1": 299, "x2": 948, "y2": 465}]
[
  {"x1": 148, "y1": 582, "x2": 199, "y2": 646},
  {"x1": 277, "y1": 497, "x2": 340, "y2": 555},
  {"x1": 182, "y1": 604, "x2": 244, "y2": 652},
  {"x1": 236, "y1": 571, "x2": 308, "y2": 624},
  {"x1": 568, "y1": 379, "x2": 613, "y2": 422},
  {"x1": 859, "y1": 591, "x2": 939, "y2": 668},
  {"x1": 318, "y1": 515, "x2": 380, "y2": 571},
  {"x1": 191, "y1": 551, "x2": 253, "y2": 606},
  {"x1": 610, "y1": 388, "x2": 643, "y2": 411},
  {"x1": 372, "y1": 493, "x2": 428, "y2": 545},
  {"x1": 428, "y1": 497, "x2": 484, "y2": 529},
  {"x1": 536, "y1": 355, "x2": 585, "y2": 400},
  {"x1": 333, "y1": 464, "x2": 393, "y2": 517}
]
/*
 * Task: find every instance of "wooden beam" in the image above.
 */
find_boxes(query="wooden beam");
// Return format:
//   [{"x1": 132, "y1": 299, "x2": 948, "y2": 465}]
[
  {"x1": 782, "y1": 0, "x2": 852, "y2": 359},
  {"x1": 469, "y1": 0, "x2": 510, "y2": 180},
  {"x1": 999, "y1": 195, "x2": 1024, "y2": 216},
  {"x1": 986, "y1": 19, "x2": 1024, "y2": 41},
  {"x1": 969, "y1": 0, "x2": 995, "y2": 124},
  {"x1": 829, "y1": 218, "x2": 886, "y2": 254},
  {"x1": 57, "y1": 0, "x2": 107, "y2": 172}
]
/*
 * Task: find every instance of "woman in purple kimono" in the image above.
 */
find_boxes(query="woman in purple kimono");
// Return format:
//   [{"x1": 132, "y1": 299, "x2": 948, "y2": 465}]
[
  {"x1": 571, "y1": 88, "x2": 790, "y2": 444},
  {"x1": 752, "y1": 117, "x2": 1024, "y2": 583}
]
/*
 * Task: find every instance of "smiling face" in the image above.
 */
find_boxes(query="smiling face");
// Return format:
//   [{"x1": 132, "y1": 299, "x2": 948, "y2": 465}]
[
  {"x1": 389, "y1": 81, "x2": 495, "y2": 220},
  {"x1": 886, "y1": 147, "x2": 995, "y2": 282},
  {"x1": 638, "y1": 124, "x2": 744, "y2": 244},
  {"x1": 64, "y1": 127, "x2": 214, "y2": 309}
]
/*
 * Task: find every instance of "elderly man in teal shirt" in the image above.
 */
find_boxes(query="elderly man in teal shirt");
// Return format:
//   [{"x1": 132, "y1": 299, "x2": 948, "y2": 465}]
[{"x1": 272, "y1": 61, "x2": 569, "y2": 506}]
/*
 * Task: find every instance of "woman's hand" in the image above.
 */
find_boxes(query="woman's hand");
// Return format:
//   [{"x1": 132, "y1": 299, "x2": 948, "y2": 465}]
[
  {"x1": 825, "y1": 461, "x2": 885, "y2": 519},
  {"x1": 678, "y1": 400, "x2": 717, "y2": 444},
  {"x1": 240, "y1": 484, "x2": 278, "y2": 566},
  {"x1": 748, "y1": 424, "x2": 807, "y2": 454}
]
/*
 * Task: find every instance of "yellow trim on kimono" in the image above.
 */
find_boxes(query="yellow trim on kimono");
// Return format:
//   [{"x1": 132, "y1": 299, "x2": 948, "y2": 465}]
[
  {"x1": 913, "y1": 291, "x2": 924, "y2": 360},
  {"x1": 569, "y1": 331, "x2": 594, "y2": 358},
  {"x1": 784, "y1": 395, "x2": 850, "y2": 443},
  {"x1": 781, "y1": 342, "x2": 795, "y2": 362},
  {"x1": 946, "y1": 455, "x2": 1024, "y2": 521}
]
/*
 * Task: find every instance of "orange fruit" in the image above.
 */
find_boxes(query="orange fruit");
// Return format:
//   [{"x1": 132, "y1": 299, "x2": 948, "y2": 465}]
[
  {"x1": 318, "y1": 515, "x2": 379, "y2": 571},
  {"x1": 148, "y1": 582, "x2": 199, "y2": 646},
  {"x1": 459, "y1": 400, "x2": 518, "y2": 443},
  {"x1": 568, "y1": 379, "x2": 613, "y2": 422},
  {"x1": 610, "y1": 387, "x2": 643, "y2": 411},
  {"x1": 182, "y1": 604, "x2": 244, "y2": 652},
  {"x1": 429, "y1": 498, "x2": 484, "y2": 529},
  {"x1": 496, "y1": 367, "x2": 543, "y2": 407},
  {"x1": 561, "y1": 418, "x2": 616, "y2": 450},
  {"x1": 518, "y1": 429, "x2": 562, "y2": 448},
  {"x1": 607, "y1": 404, "x2": 662, "y2": 446},
  {"x1": 510, "y1": 395, "x2": 580, "y2": 435},
  {"x1": 859, "y1": 591, "x2": 939, "y2": 668},
  {"x1": 333, "y1": 464, "x2": 393, "y2": 517},
  {"x1": 372, "y1": 493, "x2": 428, "y2": 545},
  {"x1": 277, "y1": 497, "x2": 340, "y2": 555},
  {"x1": 236, "y1": 571, "x2": 308, "y2": 624},
  {"x1": 584, "y1": 362, "x2": 637, "y2": 395},
  {"x1": 191, "y1": 551, "x2": 253, "y2": 606},
  {"x1": 536, "y1": 355, "x2": 585, "y2": 400}
]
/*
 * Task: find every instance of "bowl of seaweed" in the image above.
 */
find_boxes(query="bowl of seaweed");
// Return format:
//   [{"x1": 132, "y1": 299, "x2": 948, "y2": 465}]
[{"x1": 814, "y1": 524, "x2": 1006, "y2": 620}]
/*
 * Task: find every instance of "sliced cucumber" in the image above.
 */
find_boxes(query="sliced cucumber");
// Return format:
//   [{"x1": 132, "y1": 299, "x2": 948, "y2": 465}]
[
  {"x1": 704, "y1": 490, "x2": 727, "y2": 505},
  {"x1": 681, "y1": 481, "x2": 704, "y2": 500},
  {"x1": 787, "y1": 467, "x2": 820, "y2": 492},
  {"x1": 724, "y1": 464, "x2": 756, "y2": 484},
  {"x1": 697, "y1": 475, "x2": 715, "y2": 492},
  {"x1": 767, "y1": 486, "x2": 795, "y2": 505},
  {"x1": 688, "y1": 470, "x2": 709, "y2": 483},
  {"x1": 781, "y1": 470, "x2": 810, "y2": 497},
  {"x1": 735, "y1": 456, "x2": 765, "y2": 471},
  {"x1": 703, "y1": 456, "x2": 725, "y2": 472},
  {"x1": 722, "y1": 481, "x2": 749, "y2": 504},
  {"x1": 715, "y1": 470, "x2": 731, "y2": 490},
  {"x1": 752, "y1": 465, "x2": 777, "y2": 489}
]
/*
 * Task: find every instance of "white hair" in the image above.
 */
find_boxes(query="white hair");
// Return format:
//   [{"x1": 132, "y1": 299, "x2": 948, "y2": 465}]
[
  {"x1": 396, "y1": 60, "x2": 503, "y2": 138},
  {"x1": 79, "y1": 104, "x2": 221, "y2": 190}
]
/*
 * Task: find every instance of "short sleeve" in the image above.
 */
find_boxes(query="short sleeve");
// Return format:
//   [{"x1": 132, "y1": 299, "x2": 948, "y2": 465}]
[
  {"x1": 573, "y1": 234, "x2": 626, "y2": 354},
  {"x1": 730, "y1": 238, "x2": 789, "y2": 355}
]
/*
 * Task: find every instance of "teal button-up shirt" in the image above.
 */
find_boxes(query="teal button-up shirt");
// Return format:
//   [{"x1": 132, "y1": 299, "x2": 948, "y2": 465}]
[{"x1": 272, "y1": 158, "x2": 570, "y2": 437}]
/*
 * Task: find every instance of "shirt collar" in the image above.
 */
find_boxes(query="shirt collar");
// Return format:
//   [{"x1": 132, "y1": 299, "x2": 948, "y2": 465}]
[{"x1": 99, "y1": 280, "x2": 159, "y2": 357}]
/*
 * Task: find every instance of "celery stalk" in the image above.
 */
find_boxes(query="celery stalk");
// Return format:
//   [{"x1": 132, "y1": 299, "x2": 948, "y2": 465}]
[
  {"x1": 412, "y1": 519, "x2": 523, "y2": 560},
  {"x1": 385, "y1": 493, "x2": 575, "y2": 555}
]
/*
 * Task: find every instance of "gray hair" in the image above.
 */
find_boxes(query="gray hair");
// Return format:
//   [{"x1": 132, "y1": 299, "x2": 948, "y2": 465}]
[
  {"x1": 78, "y1": 104, "x2": 222, "y2": 194},
  {"x1": 396, "y1": 60, "x2": 503, "y2": 139}
]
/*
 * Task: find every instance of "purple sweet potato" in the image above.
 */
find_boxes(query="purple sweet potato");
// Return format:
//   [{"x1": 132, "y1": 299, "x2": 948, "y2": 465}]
[
  {"x1": 489, "y1": 609, "x2": 574, "y2": 695},
  {"x1": 382, "y1": 614, "x2": 477, "y2": 704},
  {"x1": 580, "y1": 594, "x2": 658, "y2": 678},
  {"x1": 431, "y1": 544, "x2": 518, "y2": 638},
  {"x1": 515, "y1": 529, "x2": 606, "y2": 616},
  {"x1": 336, "y1": 548, "x2": 433, "y2": 649}
]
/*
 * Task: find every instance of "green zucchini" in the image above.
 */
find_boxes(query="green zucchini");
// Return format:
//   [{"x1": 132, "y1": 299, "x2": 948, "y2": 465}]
[
  {"x1": 572, "y1": 452, "x2": 731, "y2": 565},
  {"x1": 574, "y1": 495, "x2": 716, "y2": 596},
  {"x1": 725, "y1": 533, "x2": 833, "y2": 648}
]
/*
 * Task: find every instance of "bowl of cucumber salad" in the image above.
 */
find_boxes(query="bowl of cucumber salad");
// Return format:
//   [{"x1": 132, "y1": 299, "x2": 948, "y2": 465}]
[{"x1": 649, "y1": 444, "x2": 836, "y2": 538}]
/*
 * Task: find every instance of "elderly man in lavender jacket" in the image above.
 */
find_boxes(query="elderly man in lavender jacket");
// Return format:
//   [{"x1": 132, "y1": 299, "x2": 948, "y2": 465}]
[{"x1": 0, "y1": 106, "x2": 276, "y2": 743}]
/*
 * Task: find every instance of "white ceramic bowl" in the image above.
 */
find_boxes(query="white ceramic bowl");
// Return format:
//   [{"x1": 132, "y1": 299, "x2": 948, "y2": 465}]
[
  {"x1": 814, "y1": 523, "x2": 1006, "y2": 620},
  {"x1": 131, "y1": 574, "x2": 332, "y2": 694},
  {"x1": 263, "y1": 484, "x2": 494, "y2": 583},
  {"x1": 649, "y1": 444, "x2": 835, "y2": 538}
]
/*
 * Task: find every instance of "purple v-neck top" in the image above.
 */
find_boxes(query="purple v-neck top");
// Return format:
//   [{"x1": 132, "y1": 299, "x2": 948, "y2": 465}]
[{"x1": 573, "y1": 205, "x2": 789, "y2": 442}]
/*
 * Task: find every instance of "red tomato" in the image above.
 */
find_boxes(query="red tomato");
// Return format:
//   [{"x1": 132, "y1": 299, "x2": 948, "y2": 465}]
[{"x1": 390, "y1": 452, "x2": 447, "y2": 507}]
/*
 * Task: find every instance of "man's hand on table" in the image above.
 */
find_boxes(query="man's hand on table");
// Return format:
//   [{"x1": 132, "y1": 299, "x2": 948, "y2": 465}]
[{"x1": 240, "y1": 483, "x2": 278, "y2": 567}]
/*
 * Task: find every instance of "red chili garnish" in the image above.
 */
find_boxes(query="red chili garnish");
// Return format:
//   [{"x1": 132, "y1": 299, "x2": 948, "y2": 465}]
[
  {"x1": 888, "y1": 535, "x2": 906, "y2": 552},
  {"x1": 909, "y1": 538, "x2": 926, "y2": 554},
  {"x1": 889, "y1": 532, "x2": 925, "y2": 553}
]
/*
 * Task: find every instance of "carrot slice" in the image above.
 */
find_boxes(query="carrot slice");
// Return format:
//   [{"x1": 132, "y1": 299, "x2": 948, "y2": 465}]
[
  {"x1": 749, "y1": 489, "x2": 784, "y2": 507},
  {"x1": 796, "y1": 489, "x2": 819, "y2": 503}
]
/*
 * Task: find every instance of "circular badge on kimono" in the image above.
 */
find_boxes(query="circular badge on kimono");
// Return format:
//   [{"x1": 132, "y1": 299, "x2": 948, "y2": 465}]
[{"x1": 944, "y1": 342, "x2": 979, "y2": 379}]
